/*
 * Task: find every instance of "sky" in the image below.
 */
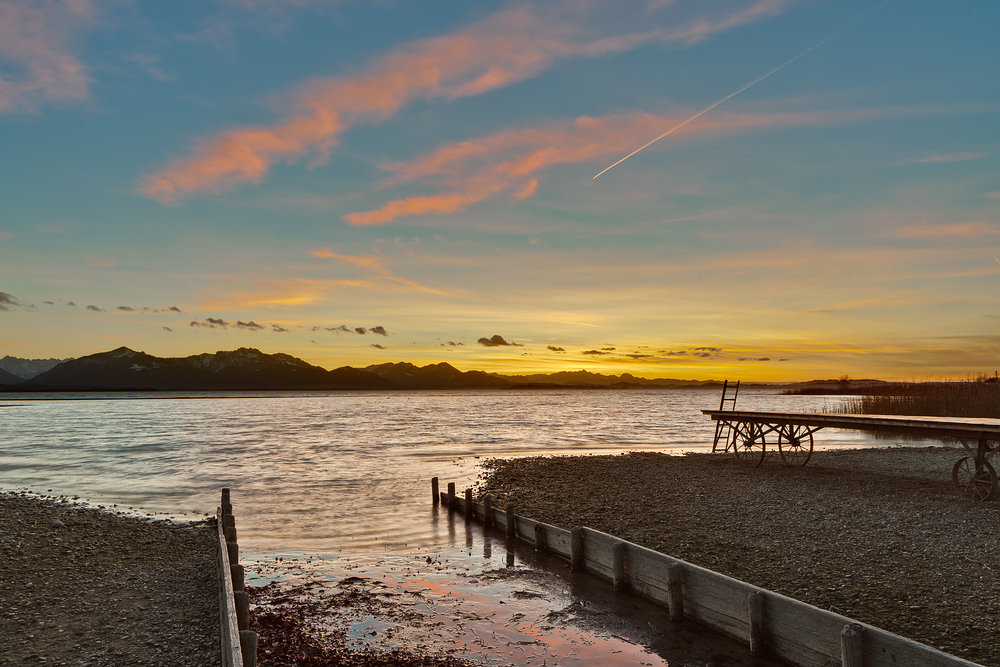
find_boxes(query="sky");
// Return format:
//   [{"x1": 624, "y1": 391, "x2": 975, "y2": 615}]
[{"x1": 1, "y1": 0, "x2": 998, "y2": 382}]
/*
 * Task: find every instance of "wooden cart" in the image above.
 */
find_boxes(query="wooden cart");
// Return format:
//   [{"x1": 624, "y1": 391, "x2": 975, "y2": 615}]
[{"x1": 702, "y1": 408, "x2": 1000, "y2": 501}]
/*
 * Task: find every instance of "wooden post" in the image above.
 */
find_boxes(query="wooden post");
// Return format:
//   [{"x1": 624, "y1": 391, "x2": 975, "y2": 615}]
[
  {"x1": 464, "y1": 489, "x2": 473, "y2": 521},
  {"x1": 666, "y1": 562, "x2": 683, "y2": 621},
  {"x1": 612, "y1": 541, "x2": 627, "y2": 593},
  {"x1": 239, "y1": 630, "x2": 258, "y2": 667},
  {"x1": 505, "y1": 503, "x2": 515, "y2": 540},
  {"x1": 533, "y1": 523, "x2": 545, "y2": 551},
  {"x1": 447, "y1": 482, "x2": 456, "y2": 512},
  {"x1": 483, "y1": 495, "x2": 493, "y2": 529},
  {"x1": 231, "y1": 564, "x2": 245, "y2": 592},
  {"x1": 431, "y1": 477, "x2": 439, "y2": 505},
  {"x1": 570, "y1": 527, "x2": 584, "y2": 572},
  {"x1": 841, "y1": 623, "x2": 864, "y2": 667},
  {"x1": 748, "y1": 591, "x2": 765, "y2": 657},
  {"x1": 227, "y1": 541, "x2": 238, "y2": 565},
  {"x1": 235, "y1": 590, "x2": 250, "y2": 631},
  {"x1": 224, "y1": 525, "x2": 237, "y2": 543},
  {"x1": 223, "y1": 514, "x2": 235, "y2": 528}
]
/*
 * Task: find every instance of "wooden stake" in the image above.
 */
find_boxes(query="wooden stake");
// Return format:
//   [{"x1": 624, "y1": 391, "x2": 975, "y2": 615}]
[
  {"x1": 612, "y1": 541, "x2": 627, "y2": 593},
  {"x1": 431, "y1": 477, "x2": 439, "y2": 505},
  {"x1": 748, "y1": 591, "x2": 765, "y2": 657},
  {"x1": 235, "y1": 590, "x2": 250, "y2": 630},
  {"x1": 505, "y1": 503, "x2": 515, "y2": 540},
  {"x1": 465, "y1": 489, "x2": 473, "y2": 521},
  {"x1": 666, "y1": 562, "x2": 683, "y2": 621},
  {"x1": 230, "y1": 564, "x2": 245, "y2": 592},
  {"x1": 447, "y1": 482, "x2": 456, "y2": 512},
  {"x1": 239, "y1": 630, "x2": 258, "y2": 667},
  {"x1": 483, "y1": 495, "x2": 493, "y2": 529},
  {"x1": 570, "y1": 527, "x2": 584, "y2": 572},
  {"x1": 842, "y1": 623, "x2": 864, "y2": 667}
]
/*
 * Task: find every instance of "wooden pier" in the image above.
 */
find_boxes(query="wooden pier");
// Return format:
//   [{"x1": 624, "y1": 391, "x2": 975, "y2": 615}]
[{"x1": 703, "y1": 410, "x2": 1000, "y2": 500}]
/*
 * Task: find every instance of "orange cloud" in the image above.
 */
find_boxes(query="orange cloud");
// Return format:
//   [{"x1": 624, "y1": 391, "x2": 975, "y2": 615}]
[
  {"x1": 346, "y1": 106, "x2": 900, "y2": 225},
  {"x1": 309, "y1": 248, "x2": 388, "y2": 273},
  {"x1": 0, "y1": 0, "x2": 94, "y2": 114},
  {"x1": 138, "y1": 0, "x2": 794, "y2": 203},
  {"x1": 892, "y1": 222, "x2": 1000, "y2": 239}
]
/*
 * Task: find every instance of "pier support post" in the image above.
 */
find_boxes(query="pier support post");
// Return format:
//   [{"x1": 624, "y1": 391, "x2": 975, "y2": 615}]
[
  {"x1": 465, "y1": 489, "x2": 473, "y2": 521},
  {"x1": 483, "y1": 495, "x2": 493, "y2": 529},
  {"x1": 748, "y1": 591, "x2": 765, "y2": 657},
  {"x1": 842, "y1": 623, "x2": 864, "y2": 667},
  {"x1": 447, "y1": 482, "x2": 456, "y2": 512},
  {"x1": 431, "y1": 477, "x2": 439, "y2": 505},
  {"x1": 505, "y1": 503, "x2": 516, "y2": 540},
  {"x1": 570, "y1": 527, "x2": 584, "y2": 572},
  {"x1": 612, "y1": 541, "x2": 627, "y2": 593}
]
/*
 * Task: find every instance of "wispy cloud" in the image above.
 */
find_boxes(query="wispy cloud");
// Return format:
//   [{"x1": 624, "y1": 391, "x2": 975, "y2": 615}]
[
  {"x1": 346, "y1": 107, "x2": 897, "y2": 225},
  {"x1": 0, "y1": 0, "x2": 94, "y2": 115},
  {"x1": 890, "y1": 221, "x2": 999, "y2": 240},
  {"x1": 478, "y1": 334, "x2": 523, "y2": 347},
  {"x1": 893, "y1": 152, "x2": 986, "y2": 166},
  {"x1": 138, "y1": 0, "x2": 793, "y2": 203}
]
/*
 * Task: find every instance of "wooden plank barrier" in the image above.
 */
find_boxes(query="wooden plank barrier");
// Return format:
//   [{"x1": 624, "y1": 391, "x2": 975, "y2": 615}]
[
  {"x1": 217, "y1": 489, "x2": 257, "y2": 667},
  {"x1": 438, "y1": 482, "x2": 983, "y2": 667}
]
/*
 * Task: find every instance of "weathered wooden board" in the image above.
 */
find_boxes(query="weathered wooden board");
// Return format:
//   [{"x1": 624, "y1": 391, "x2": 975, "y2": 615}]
[{"x1": 217, "y1": 508, "x2": 243, "y2": 667}]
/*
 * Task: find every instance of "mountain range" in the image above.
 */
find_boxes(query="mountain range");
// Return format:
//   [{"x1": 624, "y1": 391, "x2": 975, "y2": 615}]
[{"x1": 0, "y1": 347, "x2": 726, "y2": 392}]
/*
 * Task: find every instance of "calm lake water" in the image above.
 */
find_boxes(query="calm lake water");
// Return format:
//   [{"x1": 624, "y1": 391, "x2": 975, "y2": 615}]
[
  {"x1": 0, "y1": 388, "x2": 874, "y2": 551},
  {"x1": 1, "y1": 388, "x2": 884, "y2": 666}
]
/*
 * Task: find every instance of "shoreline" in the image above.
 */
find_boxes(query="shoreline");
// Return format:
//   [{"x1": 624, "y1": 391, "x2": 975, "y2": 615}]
[{"x1": 474, "y1": 446, "x2": 1000, "y2": 667}]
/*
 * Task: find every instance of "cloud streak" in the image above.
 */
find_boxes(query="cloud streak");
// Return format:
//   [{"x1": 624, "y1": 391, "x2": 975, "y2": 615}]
[
  {"x1": 138, "y1": 0, "x2": 793, "y2": 203},
  {"x1": 346, "y1": 106, "x2": 901, "y2": 225}
]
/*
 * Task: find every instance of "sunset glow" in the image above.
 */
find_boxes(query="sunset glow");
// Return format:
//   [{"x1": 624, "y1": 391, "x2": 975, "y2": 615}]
[{"x1": 2, "y1": 0, "x2": 998, "y2": 382}]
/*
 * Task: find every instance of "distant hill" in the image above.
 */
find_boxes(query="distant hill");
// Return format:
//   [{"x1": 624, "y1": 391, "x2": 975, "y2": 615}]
[
  {"x1": 498, "y1": 369, "x2": 722, "y2": 389},
  {"x1": 22, "y1": 347, "x2": 397, "y2": 391},
  {"x1": 365, "y1": 362, "x2": 511, "y2": 389},
  {"x1": 0, "y1": 367, "x2": 25, "y2": 385},
  {"x1": 0, "y1": 355, "x2": 70, "y2": 379}
]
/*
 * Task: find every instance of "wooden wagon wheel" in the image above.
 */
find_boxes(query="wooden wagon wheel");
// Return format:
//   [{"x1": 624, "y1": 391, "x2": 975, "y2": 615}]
[
  {"x1": 731, "y1": 421, "x2": 765, "y2": 468},
  {"x1": 777, "y1": 424, "x2": 813, "y2": 467},
  {"x1": 951, "y1": 456, "x2": 998, "y2": 501}
]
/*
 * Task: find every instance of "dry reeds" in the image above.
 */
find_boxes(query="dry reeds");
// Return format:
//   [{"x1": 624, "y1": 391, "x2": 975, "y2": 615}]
[{"x1": 841, "y1": 379, "x2": 1000, "y2": 418}]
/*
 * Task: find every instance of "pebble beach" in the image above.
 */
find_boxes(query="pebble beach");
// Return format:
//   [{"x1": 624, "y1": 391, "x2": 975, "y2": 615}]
[{"x1": 475, "y1": 446, "x2": 1000, "y2": 666}]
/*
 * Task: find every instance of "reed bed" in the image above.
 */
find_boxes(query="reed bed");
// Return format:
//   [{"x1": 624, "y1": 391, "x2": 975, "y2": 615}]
[{"x1": 840, "y1": 379, "x2": 1000, "y2": 418}]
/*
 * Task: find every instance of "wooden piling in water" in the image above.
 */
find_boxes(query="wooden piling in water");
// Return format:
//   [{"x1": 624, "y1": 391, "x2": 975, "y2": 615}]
[
  {"x1": 431, "y1": 477, "x2": 439, "y2": 505},
  {"x1": 447, "y1": 482, "x2": 456, "y2": 511},
  {"x1": 505, "y1": 503, "x2": 515, "y2": 540},
  {"x1": 570, "y1": 527, "x2": 583, "y2": 571},
  {"x1": 748, "y1": 591, "x2": 765, "y2": 657},
  {"x1": 611, "y1": 541, "x2": 627, "y2": 593},
  {"x1": 465, "y1": 489, "x2": 473, "y2": 521},
  {"x1": 842, "y1": 624, "x2": 864, "y2": 667}
]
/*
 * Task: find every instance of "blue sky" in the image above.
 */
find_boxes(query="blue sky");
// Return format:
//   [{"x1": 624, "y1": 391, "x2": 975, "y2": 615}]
[{"x1": 1, "y1": 0, "x2": 998, "y2": 381}]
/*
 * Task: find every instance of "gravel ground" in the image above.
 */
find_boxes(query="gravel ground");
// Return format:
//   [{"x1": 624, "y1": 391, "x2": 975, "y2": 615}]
[
  {"x1": 474, "y1": 446, "x2": 1000, "y2": 667},
  {"x1": 0, "y1": 491, "x2": 219, "y2": 667}
]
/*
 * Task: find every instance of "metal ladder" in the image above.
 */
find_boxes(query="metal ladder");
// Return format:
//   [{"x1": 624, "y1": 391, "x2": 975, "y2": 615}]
[{"x1": 711, "y1": 380, "x2": 740, "y2": 452}]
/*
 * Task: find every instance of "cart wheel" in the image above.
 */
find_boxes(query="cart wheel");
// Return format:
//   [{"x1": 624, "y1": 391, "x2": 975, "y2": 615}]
[
  {"x1": 778, "y1": 424, "x2": 813, "y2": 467},
  {"x1": 952, "y1": 456, "x2": 998, "y2": 501},
  {"x1": 731, "y1": 422, "x2": 765, "y2": 468}
]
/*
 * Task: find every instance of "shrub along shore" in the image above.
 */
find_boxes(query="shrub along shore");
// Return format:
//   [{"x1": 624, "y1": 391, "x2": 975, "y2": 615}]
[{"x1": 475, "y1": 447, "x2": 1000, "y2": 667}]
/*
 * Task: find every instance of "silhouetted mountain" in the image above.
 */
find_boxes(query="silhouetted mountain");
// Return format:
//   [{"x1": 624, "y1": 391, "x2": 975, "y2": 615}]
[
  {"x1": 364, "y1": 362, "x2": 512, "y2": 389},
  {"x1": 0, "y1": 355, "x2": 70, "y2": 379},
  {"x1": 498, "y1": 369, "x2": 721, "y2": 388},
  {"x1": 0, "y1": 367, "x2": 24, "y2": 385},
  {"x1": 23, "y1": 347, "x2": 397, "y2": 391}
]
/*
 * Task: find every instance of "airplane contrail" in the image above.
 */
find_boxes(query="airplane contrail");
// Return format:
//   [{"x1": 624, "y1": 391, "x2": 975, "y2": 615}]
[{"x1": 594, "y1": 0, "x2": 892, "y2": 180}]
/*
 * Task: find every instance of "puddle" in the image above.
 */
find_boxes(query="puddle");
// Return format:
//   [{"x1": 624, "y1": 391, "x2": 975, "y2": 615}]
[{"x1": 245, "y1": 515, "x2": 786, "y2": 666}]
